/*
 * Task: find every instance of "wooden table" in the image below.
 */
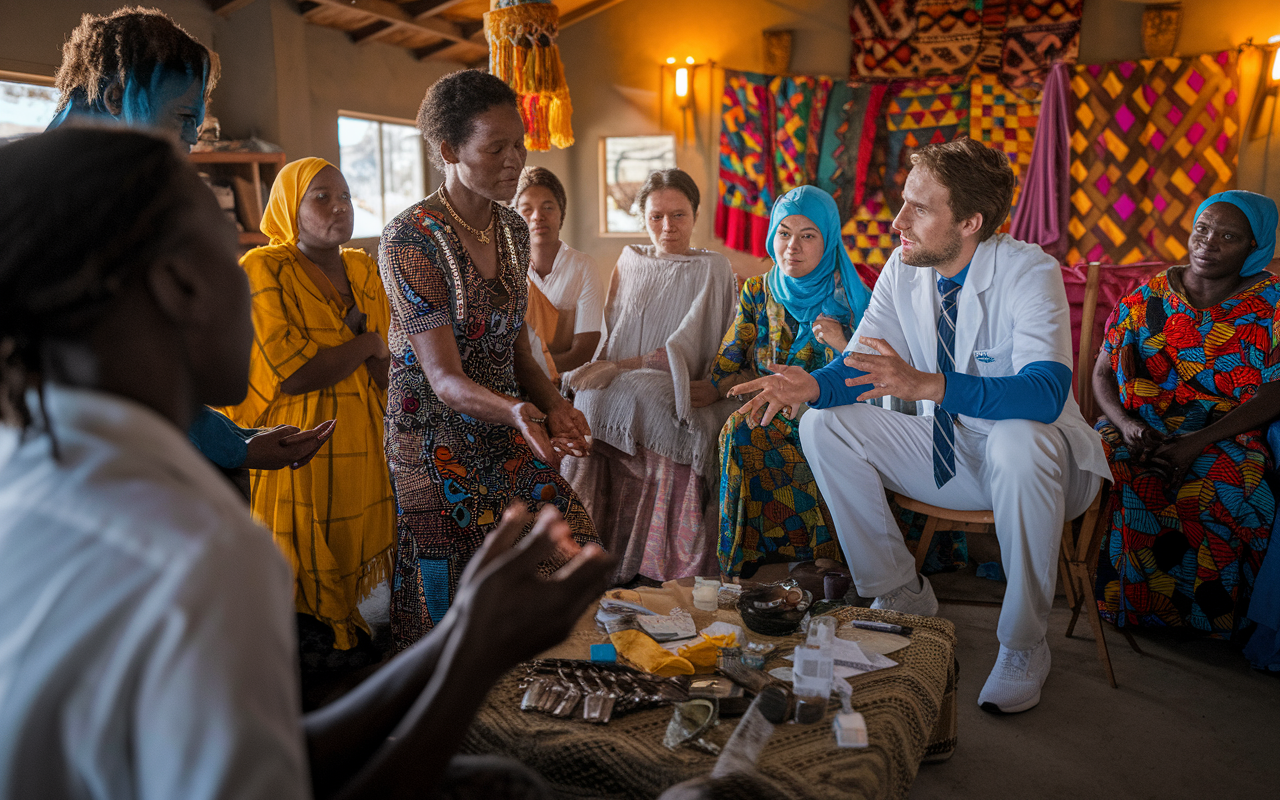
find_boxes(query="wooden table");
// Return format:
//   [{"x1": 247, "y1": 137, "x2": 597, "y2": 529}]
[{"x1": 461, "y1": 581, "x2": 957, "y2": 800}]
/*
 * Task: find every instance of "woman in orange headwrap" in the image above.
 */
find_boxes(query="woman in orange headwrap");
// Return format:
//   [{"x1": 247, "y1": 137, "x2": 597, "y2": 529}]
[{"x1": 219, "y1": 158, "x2": 395, "y2": 651}]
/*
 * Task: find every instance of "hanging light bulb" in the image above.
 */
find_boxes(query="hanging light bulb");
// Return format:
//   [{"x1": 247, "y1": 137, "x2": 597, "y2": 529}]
[{"x1": 666, "y1": 57, "x2": 676, "y2": 65}]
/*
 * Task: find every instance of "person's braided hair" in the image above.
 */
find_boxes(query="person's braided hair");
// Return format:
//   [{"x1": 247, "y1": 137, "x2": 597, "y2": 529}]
[
  {"x1": 0, "y1": 127, "x2": 204, "y2": 432},
  {"x1": 54, "y1": 6, "x2": 220, "y2": 114}
]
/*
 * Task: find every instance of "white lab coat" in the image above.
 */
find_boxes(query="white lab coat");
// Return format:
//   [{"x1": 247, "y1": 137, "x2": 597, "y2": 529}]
[{"x1": 802, "y1": 234, "x2": 1108, "y2": 650}]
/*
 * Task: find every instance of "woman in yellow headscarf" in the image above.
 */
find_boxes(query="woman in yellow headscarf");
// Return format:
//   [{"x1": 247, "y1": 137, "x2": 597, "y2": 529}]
[{"x1": 219, "y1": 158, "x2": 395, "y2": 651}]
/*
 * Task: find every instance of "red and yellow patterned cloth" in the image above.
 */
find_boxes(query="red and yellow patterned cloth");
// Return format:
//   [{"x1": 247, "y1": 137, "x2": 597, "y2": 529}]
[{"x1": 1095, "y1": 272, "x2": 1280, "y2": 636}]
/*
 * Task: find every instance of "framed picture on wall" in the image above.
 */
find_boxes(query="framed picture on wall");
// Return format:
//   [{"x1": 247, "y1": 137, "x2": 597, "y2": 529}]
[{"x1": 599, "y1": 134, "x2": 676, "y2": 236}]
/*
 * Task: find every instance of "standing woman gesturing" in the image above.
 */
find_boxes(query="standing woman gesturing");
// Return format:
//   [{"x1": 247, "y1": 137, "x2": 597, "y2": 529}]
[{"x1": 379, "y1": 70, "x2": 600, "y2": 650}]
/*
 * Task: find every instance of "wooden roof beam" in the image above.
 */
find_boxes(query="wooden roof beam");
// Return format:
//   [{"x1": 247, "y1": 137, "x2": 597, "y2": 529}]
[
  {"x1": 348, "y1": 20, "x2": 399, "y2": 45},
  {"x1": 302, "y1": 0, "x2": 469, "y2": 44},
  {"x1": 412, "y1": 40, "x2": 455, "y2": 62},
  {"x1": 206, "y1": 0, "x2": 259, "y2": 16},
  {"x1": 402, "y1": 0, "x2": 472, "y2": 19}
]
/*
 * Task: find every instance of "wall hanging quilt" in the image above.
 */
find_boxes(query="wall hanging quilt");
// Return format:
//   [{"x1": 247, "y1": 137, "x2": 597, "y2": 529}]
[
  {"x1": 1000, "y1": 0, "x2": 1083, "y2": 97},
  {"x1": 825, "y1": 83, "x2": 890, "y2": 222},
  {"x1": 717, "y1": 70, "x2": 834, "y2": 257},
  {"x1": 1066, "y1": 51, "x2": 1239, "y2": 266},
  {"x1": 882, "y1": 78, "x2": 971, "y2": 211},
  {"x1": 773, "y1": 75, "x2": 836, "y2": 197},
  {"x1": 842, "y1": 192, "x2": 899, "y2": 267},
  {"x1": 848, "y1": 0, "x2": 1082, "y2": 94},
  {"x1": 969, "y1": 72, "x2": 1040, "y2": 222},
  {"x1": 716, "y1": 69, "x2": 774, "y2": 258}
]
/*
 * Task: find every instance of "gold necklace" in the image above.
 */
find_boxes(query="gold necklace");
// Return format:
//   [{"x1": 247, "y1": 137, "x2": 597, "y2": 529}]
[{"x1": 439, "y1": 186, "x2": 494, "y2": 245}]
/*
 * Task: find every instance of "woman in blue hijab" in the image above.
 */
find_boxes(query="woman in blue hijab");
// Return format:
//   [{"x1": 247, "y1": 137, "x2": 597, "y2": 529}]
[
  {"x1": 1092, "y1": 189, "x2": 1280, "y2": 639},
  {"x1": 710, "y1": 186, "x2": 872, "y2": 578}
]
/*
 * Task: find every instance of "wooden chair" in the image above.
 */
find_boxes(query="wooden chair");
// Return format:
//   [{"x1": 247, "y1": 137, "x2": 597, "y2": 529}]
[{"x1": 892, "y1": 261, "x2": 1142, "y2": 688}]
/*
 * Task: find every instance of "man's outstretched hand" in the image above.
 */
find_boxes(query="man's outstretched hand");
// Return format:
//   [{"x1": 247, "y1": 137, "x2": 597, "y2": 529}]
[
  {"x1": 842, "y1": 337, "x2": 946, "y2": 404},
  {"x1": 243, "y1": 419, "x2": 336, "y2": 470},
  {"x1": 728, "y1": 364, "x2": 820, "y2": 428},
  {"x1": 451, "y1": 505, "x2": 612, "y2": 676}
]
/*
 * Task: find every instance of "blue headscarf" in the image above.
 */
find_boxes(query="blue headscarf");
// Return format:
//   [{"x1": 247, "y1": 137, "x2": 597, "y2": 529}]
[
  {"x1": 764, "y1": 186, "x2": 872, "y2": 361},
  {"x1": 1193, "y1": 190, "x2": 1278, "y2": 277}
]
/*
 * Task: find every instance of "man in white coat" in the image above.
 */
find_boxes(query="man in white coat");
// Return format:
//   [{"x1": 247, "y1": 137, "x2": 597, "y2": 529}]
[{"x1": 730, "y1": 138, "x2": 1110, "y2": 713}]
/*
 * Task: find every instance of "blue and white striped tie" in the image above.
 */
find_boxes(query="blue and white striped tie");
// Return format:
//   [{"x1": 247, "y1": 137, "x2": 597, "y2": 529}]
[{"x1": 933, "y1": 277, "x2": 961, "y2": 488}]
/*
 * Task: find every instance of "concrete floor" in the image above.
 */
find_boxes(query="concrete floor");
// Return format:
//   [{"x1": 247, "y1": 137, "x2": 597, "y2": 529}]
[{"x1": 907, "y1": 573, "x2": 1280, "y2": 800}]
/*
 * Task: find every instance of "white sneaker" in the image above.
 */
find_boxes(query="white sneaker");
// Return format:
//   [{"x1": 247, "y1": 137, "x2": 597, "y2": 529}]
[
  {"x1": 978, "y1": 638, "x2": 1051, "y2": 714},
  {"x1": 870, "y1": 575, "x2": 938, "y2": 617}
]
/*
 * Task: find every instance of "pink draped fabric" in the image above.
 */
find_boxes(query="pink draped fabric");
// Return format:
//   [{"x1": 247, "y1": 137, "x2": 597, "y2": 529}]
[
  {"x1": 1010, "y1": 61, "x2": 1072, "y2": 261},
  {"x1": 561, "y1": 442, "x2": 719, "y2": 585}
]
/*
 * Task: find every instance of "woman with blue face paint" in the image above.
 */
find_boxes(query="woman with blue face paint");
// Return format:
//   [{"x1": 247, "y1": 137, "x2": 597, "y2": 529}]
[
  {"x1": 48, "y1": 7, "x2": 332, "y2": 476},
  {"x1": 1092, "y1": 190, "x2": 1280, "y2": 637},
  {"x1": 47, "y1": 7, "x2": 217, "y2": 148},
  {"x1": 710, "y1": 186, "x2": 872, "y2": 578}
]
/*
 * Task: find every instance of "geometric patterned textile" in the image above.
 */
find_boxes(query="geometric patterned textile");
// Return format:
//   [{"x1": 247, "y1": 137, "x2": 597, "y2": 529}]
[
  {"x1": 842, "y1": 192, "x2": 899, "y2": 267},
  {"x1": 849, "y1": 0, "x2": 919, "y2": 80},
  {"x1": 773, "y1": 75, "x2": 836, "y2": 197},
  {"x1": 1066, "y1": 51, "x2": 1239, "y2": 266},
  {"x1": 849, "y1": 0, "x2": 1081, "y2": 93},
  {"x1": 716, "y1": 70, "x2": 835, "y2": 257},
  {"x1": 1000, "y1": 0, "x2": 1083, "y2": 97},
  {"x1": 883, "y1": 78, "x2": 970, "y2": 211},
  {"x1": 716, "y1": 70, "x2": 773, "y2": 257},
  {"x1": 970, "y1": 72, "x2": 1040, "y2": 220},
  {"x1": 1094, "y1": 274, "x2": 1280, "y2": 636},
  {"x1": 828, "y1": 83, "x2": 890, "y2": 221}
]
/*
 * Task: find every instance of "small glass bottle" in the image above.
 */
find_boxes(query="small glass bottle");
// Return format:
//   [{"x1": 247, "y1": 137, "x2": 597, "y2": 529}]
[{"x1": 791, "y1": 615, "x2": 836, "y2": 724}]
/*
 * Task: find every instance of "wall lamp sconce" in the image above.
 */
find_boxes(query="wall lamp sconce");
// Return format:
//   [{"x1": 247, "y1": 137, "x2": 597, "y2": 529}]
[
  {"x1": 661, "y1": 56, "x2": 705, "y2": 144},
  {"x1": 1247, "y1": 35, "x2": 1280, "y2": 141}
]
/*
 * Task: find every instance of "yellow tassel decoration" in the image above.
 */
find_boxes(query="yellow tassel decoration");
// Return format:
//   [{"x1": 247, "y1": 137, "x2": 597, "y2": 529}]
[{"x1": 484, "y1": 1, "x2": 574, "y2": 151}]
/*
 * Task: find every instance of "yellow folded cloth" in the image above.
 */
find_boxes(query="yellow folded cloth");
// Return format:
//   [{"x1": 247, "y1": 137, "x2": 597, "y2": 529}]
[
  {"x1": 677, "y1": 632, "x2": 738, "y2": 673},
  {"x1": 610, "y1": 630, "x2": 694, "y2": 676}
]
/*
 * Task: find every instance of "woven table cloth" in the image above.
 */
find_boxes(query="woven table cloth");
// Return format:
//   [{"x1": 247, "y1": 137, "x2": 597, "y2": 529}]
[{"x1": 461, "y1": 584, "x2": 957, "y2": 800}]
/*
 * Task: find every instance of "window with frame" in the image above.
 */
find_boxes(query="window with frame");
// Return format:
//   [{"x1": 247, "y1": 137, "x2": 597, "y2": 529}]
[
  {"x1": 0, "y1": 75, "x2": 59, "y2": 141},
  {"x1": 338, "y1": 113, "x2": 426, "y2": 239}
]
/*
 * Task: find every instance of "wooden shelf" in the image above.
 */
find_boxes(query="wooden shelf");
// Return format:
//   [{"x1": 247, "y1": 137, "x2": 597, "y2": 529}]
[
  {"x1": 190, "y1": 150, "x2": 287, "y2": 165},
  {"x1": 190, "y1": 150, "x2": 287, "y2": 252}
]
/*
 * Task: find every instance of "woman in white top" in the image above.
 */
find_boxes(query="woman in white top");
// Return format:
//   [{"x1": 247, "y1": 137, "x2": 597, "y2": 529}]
[
  {"x1": 563, "y1": 169, "x2": 740, "y2": 585},
  {"x1": 514, "y1": 166, "x2": 605, "y2": 374}
]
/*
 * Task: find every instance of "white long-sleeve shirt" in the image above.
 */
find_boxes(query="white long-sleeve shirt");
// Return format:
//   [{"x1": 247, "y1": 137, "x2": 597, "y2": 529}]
[{"x1": 0, "y1": 385, "x2": 309, "y2": 800}]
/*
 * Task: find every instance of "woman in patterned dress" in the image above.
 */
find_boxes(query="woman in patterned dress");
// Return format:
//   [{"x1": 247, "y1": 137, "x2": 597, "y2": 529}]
[
  {"x1": 712, "y1": 187, "x2": 871, "y2": 578},
  {"x1": 1093, "y1": 190, "x2": 1280, "y2": 637},
  {"x1": 379, "y1": 70, "x2": 598, "y2": 650}
]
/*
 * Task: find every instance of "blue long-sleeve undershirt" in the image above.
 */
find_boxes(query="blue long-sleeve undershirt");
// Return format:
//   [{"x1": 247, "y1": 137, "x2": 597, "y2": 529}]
[{"x1": 809, "y1": 358, "x2": 1073, "y2": 424}]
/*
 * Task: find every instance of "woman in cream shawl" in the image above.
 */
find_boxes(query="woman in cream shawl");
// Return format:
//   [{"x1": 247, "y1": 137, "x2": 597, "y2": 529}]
[{"x1": 564, "y1": 169, "x2": 739, "y2": 584}]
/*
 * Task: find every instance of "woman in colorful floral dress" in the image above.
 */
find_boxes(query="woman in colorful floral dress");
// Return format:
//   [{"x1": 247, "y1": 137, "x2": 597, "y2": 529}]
[
  {"x1": 1092, "y1": 190, "x2": 1280, "y2": 637},
  {"x1": 379, "y1": 70, "x2": 598, "y2": 650},
  {"x1": 713, "y1": 187, "x2": 871, "y2": 578}
]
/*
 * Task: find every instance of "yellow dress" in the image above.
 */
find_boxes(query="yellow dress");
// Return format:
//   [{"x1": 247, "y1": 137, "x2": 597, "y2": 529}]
[{"x1": 219, "y1": 242, "x2": 395, "y2": 650}]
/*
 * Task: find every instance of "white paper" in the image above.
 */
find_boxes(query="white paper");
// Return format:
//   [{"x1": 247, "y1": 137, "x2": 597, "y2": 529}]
[{"x1": 783, "y1": 638, "x2": 896, "y2": 678}]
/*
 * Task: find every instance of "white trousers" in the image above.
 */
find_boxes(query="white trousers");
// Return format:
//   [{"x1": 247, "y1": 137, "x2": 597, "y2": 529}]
[{"x1": 800, "y1": 404, "x2": 1099, "y2": 650}]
